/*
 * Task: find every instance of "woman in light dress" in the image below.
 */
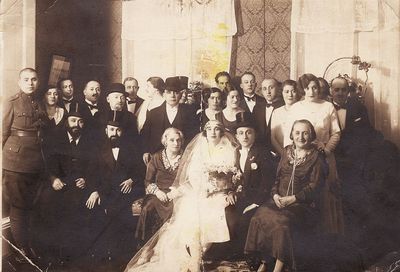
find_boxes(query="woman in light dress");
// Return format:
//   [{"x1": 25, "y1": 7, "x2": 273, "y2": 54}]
[
  {"x1": 283, "y1": 73, "x2": 343, "y2": 234},
  {"x1": 125, "y1": 120, "x2": 239, "y2": 272},
  {"x1": 270, "y1": 80, "x2": 300, "y2": 156}
]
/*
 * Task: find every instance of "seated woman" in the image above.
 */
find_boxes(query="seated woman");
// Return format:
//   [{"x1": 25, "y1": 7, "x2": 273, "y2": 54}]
[
  {"x1": 197, "y1": 87, "x2": 223, "y2": 130},
  {"x1": 125, "y1": 120, "x2": 240, "y2": 272},
  {"x1": 135, "y1": 127, "x2": 184, "y2": 244},
  {"x1": 244, "y1": 120, "x2": 326, "y2": 272}
]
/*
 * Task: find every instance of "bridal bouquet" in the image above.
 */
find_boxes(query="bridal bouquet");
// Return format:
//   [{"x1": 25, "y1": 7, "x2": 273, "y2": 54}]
[{"x1": 205, "y1": 165, "x2": 242, "y2": 197}]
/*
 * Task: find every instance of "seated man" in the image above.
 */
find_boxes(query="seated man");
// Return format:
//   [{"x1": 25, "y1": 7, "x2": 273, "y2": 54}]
[
  {"x1": 228, "y1": 112, "x2": 274, "y2": 258},
  {"x1": 86, "y1": 113, "x2": 145, "y2": 268},
  {"x1": 38, "y1": 107, "x2": 98, "y2": 266}
]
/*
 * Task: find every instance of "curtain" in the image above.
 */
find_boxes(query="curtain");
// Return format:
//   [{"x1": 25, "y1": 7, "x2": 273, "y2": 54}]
[
  {"x1": 121, "y1": 0, "x2": 236, "y2": 98},
  {"x1": 291, "y1": 0, "x2": 400, "y2": 146}
]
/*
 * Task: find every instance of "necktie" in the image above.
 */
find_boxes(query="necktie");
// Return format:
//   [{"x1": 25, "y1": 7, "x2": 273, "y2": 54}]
[
  {"x1": 87, "y1": 104, "x2": 98, "y2": 110},
  {"x1": 244, "y1": 95, "x2": 256, "y2": 102},
  {"x1": 333, "y1": 103, "x2": 346, "y2": 110},
  {"x1": 70, "y1": 139, "x2": 77, "y2": 146}
]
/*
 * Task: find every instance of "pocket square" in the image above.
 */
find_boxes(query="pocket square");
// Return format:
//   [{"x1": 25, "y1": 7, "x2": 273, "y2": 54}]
[{"x1": 354, "y1": 117, "x2": 362, "y2": 122}]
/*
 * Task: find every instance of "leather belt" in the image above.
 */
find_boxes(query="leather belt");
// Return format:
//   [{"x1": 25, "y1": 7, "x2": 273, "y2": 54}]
[{"x1": 11, "y1": 130, "x2": 38, "y2": 137}]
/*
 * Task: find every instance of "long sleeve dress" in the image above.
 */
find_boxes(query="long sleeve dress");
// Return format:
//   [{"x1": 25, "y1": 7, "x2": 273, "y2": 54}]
[
  {"x1": 244, "y1": 145, "x2": 326, "y2": 270},
  {"x1": 283, "y1": 100, "x2": 344, "y2": 234},
  {"x1": 135, "y1": 150, "x2": 180, "y2": 242}
]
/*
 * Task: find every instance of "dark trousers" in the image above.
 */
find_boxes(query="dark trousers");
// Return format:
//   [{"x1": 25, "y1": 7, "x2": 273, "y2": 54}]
[{"x1": 2, "y1": 170, "x2": 41, "y2": 249}]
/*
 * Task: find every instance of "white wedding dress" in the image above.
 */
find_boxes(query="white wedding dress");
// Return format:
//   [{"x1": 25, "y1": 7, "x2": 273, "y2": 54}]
[{"x1": 125, "y1": 134, "x2": 237, "y2": 272}]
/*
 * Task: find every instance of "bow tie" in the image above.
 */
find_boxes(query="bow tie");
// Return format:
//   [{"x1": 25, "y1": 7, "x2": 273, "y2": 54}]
[
  {"x1": 63, "y1": 99, "x2": 73, "y2": 104},
  {"x1": 333, "y1": 103, "x2": 347, "y2": 110},
  {"x1": 244, "y1": 95, "x2": 256, "y2": 102},
  {"x1": 111, "y1": 143, "x2": 120, "y2": 148},
  {"x1": 266, "y1": 103, "x2": 274, "y2": 108},
  {"x1": 87, "y1": 103, "x2": 98, "y2": 110},
  {"x1": 127, "y1": 100, "x2": 136, "y2": 104}
]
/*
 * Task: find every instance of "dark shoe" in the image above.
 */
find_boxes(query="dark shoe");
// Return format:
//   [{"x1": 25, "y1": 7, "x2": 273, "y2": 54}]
[{"x1": 246, "y1": 254, "x2": 262, "y2": 271}]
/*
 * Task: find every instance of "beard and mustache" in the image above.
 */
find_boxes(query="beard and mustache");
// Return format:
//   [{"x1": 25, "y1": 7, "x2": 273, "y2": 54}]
[
  {"x1": 67, "y1": 125, "x2": 81, "y2": 140},
  {"x1": 109, "y1": 135, "x2": 121, "y2": 148}
]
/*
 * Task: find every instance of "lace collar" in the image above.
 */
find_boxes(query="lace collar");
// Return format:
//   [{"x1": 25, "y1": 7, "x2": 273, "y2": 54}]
[
  {"x1": 161, "y1": 149, "x2": 182, "y2": 172},
  {"x1": 287, "y1": 145, "x2": 313, "y2": 166}
]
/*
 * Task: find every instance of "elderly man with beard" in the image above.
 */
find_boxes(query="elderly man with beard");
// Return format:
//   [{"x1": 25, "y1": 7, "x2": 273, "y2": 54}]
[
  {"x1": 37, "y1": 106, "x2": 99, "y2": 268},
  {"x1": 85, "y1": 112, "x2": 145, "y2": 269},
  {"x1": 100, "y1": 83, "x2": 139, "y2": 144}
]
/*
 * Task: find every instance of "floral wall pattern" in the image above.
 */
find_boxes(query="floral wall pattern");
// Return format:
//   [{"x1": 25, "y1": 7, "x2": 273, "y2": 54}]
[{"x1": 231, "y1": 0, "x2": 292, "y2": 86}]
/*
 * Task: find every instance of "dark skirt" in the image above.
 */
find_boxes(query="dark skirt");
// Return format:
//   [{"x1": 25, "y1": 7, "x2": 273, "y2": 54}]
[
  {"x1": 244, "y1": 202, "x2": 318, "y2": 269},
  {"x1": 135, "y1": 195, "x2": 173, "y2": 242}
]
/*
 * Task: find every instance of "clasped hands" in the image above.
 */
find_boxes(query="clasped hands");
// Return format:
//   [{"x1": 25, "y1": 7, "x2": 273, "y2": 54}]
[
  {"x1": 273, "y1": 194, "x2": 296, "y2": 209},
  {"x1": 52, "y1": 177, "x2": 86, "y2": 191},
  {"x1": 155, "y1": 187, "x2": 180, "y2": 203}
]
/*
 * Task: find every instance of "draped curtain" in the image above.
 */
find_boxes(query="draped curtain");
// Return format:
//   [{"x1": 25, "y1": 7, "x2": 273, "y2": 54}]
[
  {"x1": 121, "y1": 0, "x2": 236, "y2": 97},
  {"x1": 290, "y1": 0, "x2": 400, "y2": 146}
]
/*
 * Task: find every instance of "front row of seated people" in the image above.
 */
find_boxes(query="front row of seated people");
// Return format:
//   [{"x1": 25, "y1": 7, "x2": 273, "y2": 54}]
[{"x1": 3, "y1": 68, "x2": 376, "y2": 272}]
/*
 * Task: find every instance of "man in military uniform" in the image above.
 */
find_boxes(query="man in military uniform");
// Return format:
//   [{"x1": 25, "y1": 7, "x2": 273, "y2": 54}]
[{"x1": 2, "y1": 68, "x2": 44, "y2": 261}]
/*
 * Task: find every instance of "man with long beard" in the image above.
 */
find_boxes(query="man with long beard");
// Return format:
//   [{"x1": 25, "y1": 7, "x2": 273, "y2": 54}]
[
  {"x1": 85, "y1": 112, "x2": 145, "y2": 270},
  {"x1": 37, "y1": 106, "x2": 98, "y2": 268}
]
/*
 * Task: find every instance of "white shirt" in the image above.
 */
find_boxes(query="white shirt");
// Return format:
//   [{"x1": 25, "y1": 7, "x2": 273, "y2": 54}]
[
  {"x1": 244, "y1": 95, "x2": 256, "y2": 113},
  {"x1": 333, "y1": 102, "x2": 347, "y2": 130},
  {"x1": 239, "y1": 148, "x2": 250, "y2": 172},
  {"x1": 166, "y1": 104, "x2": 179, "y2": 124},
  {"x1": 63, "y1": 97, "x2": 73, "y2": 112},
  {"x1": 67, "y1": 132, "x2": 80, "y2": 145},
  {"x1": 85, "y1": 99, "x2": 99, "y2": 116},
  {"x1": 265, "y1": 105, "x2": 274, "y2": 126},
  {"x1": 112, "y1": 147, "x2": 120, "y2": 161}
]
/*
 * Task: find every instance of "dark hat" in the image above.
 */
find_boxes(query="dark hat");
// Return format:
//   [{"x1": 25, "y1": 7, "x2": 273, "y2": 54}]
[
  {"x1": 235, "y1": 111, "x2": 256, "y2": 130},
  {"x1": 107, "y1": 110, "x2": 122, "y2": 127},
  {"x1": 106, "y1": 83, "x2": 126, "y2": 96},
  {"x1": 177, "y1": 76, "x2": 189, "y2": 90},
  {"x1": 67, "y1": 102, "x2": 83, "y2": 118},
  {"x1": 165, "y1": 77, "x2": 182, "y2": 92}
]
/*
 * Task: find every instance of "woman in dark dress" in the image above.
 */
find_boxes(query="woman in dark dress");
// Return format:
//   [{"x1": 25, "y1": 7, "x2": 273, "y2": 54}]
[
  {"x1": 135, "y1": 127, "x2": 184, "y2": 243},
  {"x1": 197, "y1": 87, "x2": 223, "y2": 130},
  {"x1": 244, "y1": 120, "x2": 326, "y2": 272},
  {"x1": 39, "y1": 86, "x2": 67, "y2": 158},
  {"x1": 216, "y1": 88, "x2": 244, "y2": 133}
]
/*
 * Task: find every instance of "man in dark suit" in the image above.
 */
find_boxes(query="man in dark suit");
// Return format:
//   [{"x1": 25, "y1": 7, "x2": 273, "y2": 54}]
[
  {"x1": 86, "y1": 114, "x2": 145, "y2": 268},
  {"x1": 39, "y1": 108, "x2": 98, "y2": 266},
  {"x1": 253, "y1": 78, "x2": 285, "y2": 152},
  {"x1": 100, "y1": 83, "x2": 139, "y2": 143},
  {"x1": 239, "y1": 72, "x2": 266, "y2": 113},
  {"x1": 141, "y1": 76, "x2": 198, "y2": 164},
  {"x1": 2, "y1": 68, "x2": 44, "y2": 262},
  {"x1": 58, "y1": 78, "x2": 77, "y2": 113},
  {"x1": 123, "y1": 77, "x2": 144, "y2": 115},
  {"x1": 331, "y1": 76, "x2": 375, "y2": 238},
  {"x1": 228, "y1": 112, "x2": 275, "y2": 258}
]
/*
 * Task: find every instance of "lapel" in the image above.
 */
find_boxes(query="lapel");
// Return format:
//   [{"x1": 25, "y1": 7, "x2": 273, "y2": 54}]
[
  {"x1": 101, "y1": 143, "x2": 116, "y2": 171},
  {"x1": 171, "y1": 105, "x2": 184, "y2": 127},
  {"x1": 243, "y1": 146, "x2": 256, "y2": 183}
]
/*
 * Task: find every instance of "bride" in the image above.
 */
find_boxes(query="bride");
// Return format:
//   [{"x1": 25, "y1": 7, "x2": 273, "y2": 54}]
[{"x1": 125, "y1": 120, "x2": 240, "y2": 272}]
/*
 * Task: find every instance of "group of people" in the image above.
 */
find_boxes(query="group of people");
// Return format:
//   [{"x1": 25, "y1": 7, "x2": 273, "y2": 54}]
[{"x1": 2, "y1": 67, "x2": 377, "y2": 272}]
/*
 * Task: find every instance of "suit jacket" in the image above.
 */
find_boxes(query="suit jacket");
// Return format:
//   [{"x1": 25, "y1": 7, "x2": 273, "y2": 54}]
[
  {"x1": 239, "y1": 94, "x2": 266, "y2": 113},
  {"x1": 125, "y1": 96, "x2": 144, "y2": 115},
  {"x1": 141, "y1": 102, "x2": 198, "y2": 154},
  {"x1": 334, "y1": 98, "x2": 374, "y2": 168},
  {"x1": 236, "y1": 144, "x2": 275, "y2": 210},
  {"x1": 46, "y1": 129, "x2": 98, "y2": 196},
  {"x1": 2, "y1": 91, "x2": 43, "y2": 173},
  {"x1": 60, "y1": 97, "x2": 78, "y2": 113},
  {"x1": 96, "y1": 139, "x2": 145, "y2": 213},
  {"x1": 78, "y1": 100, "x2": 105, "y2": 143},
  {"x1": 253, "y1": 99, "x2": 285, "y2": 150}
]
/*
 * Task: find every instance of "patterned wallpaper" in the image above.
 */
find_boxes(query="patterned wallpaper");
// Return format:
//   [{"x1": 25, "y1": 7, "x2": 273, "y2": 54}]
[
  {"x1": 108, "y1": 0, "x2": 291, "y2": 85},
  {"x1": 231, "y1": 0, "x2": 292, "y2": 85}
]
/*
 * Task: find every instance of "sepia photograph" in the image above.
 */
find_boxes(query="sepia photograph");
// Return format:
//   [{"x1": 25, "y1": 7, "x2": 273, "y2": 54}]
[{"x1": 1, "y1": 0, "x2": 400, "y2": 271}]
